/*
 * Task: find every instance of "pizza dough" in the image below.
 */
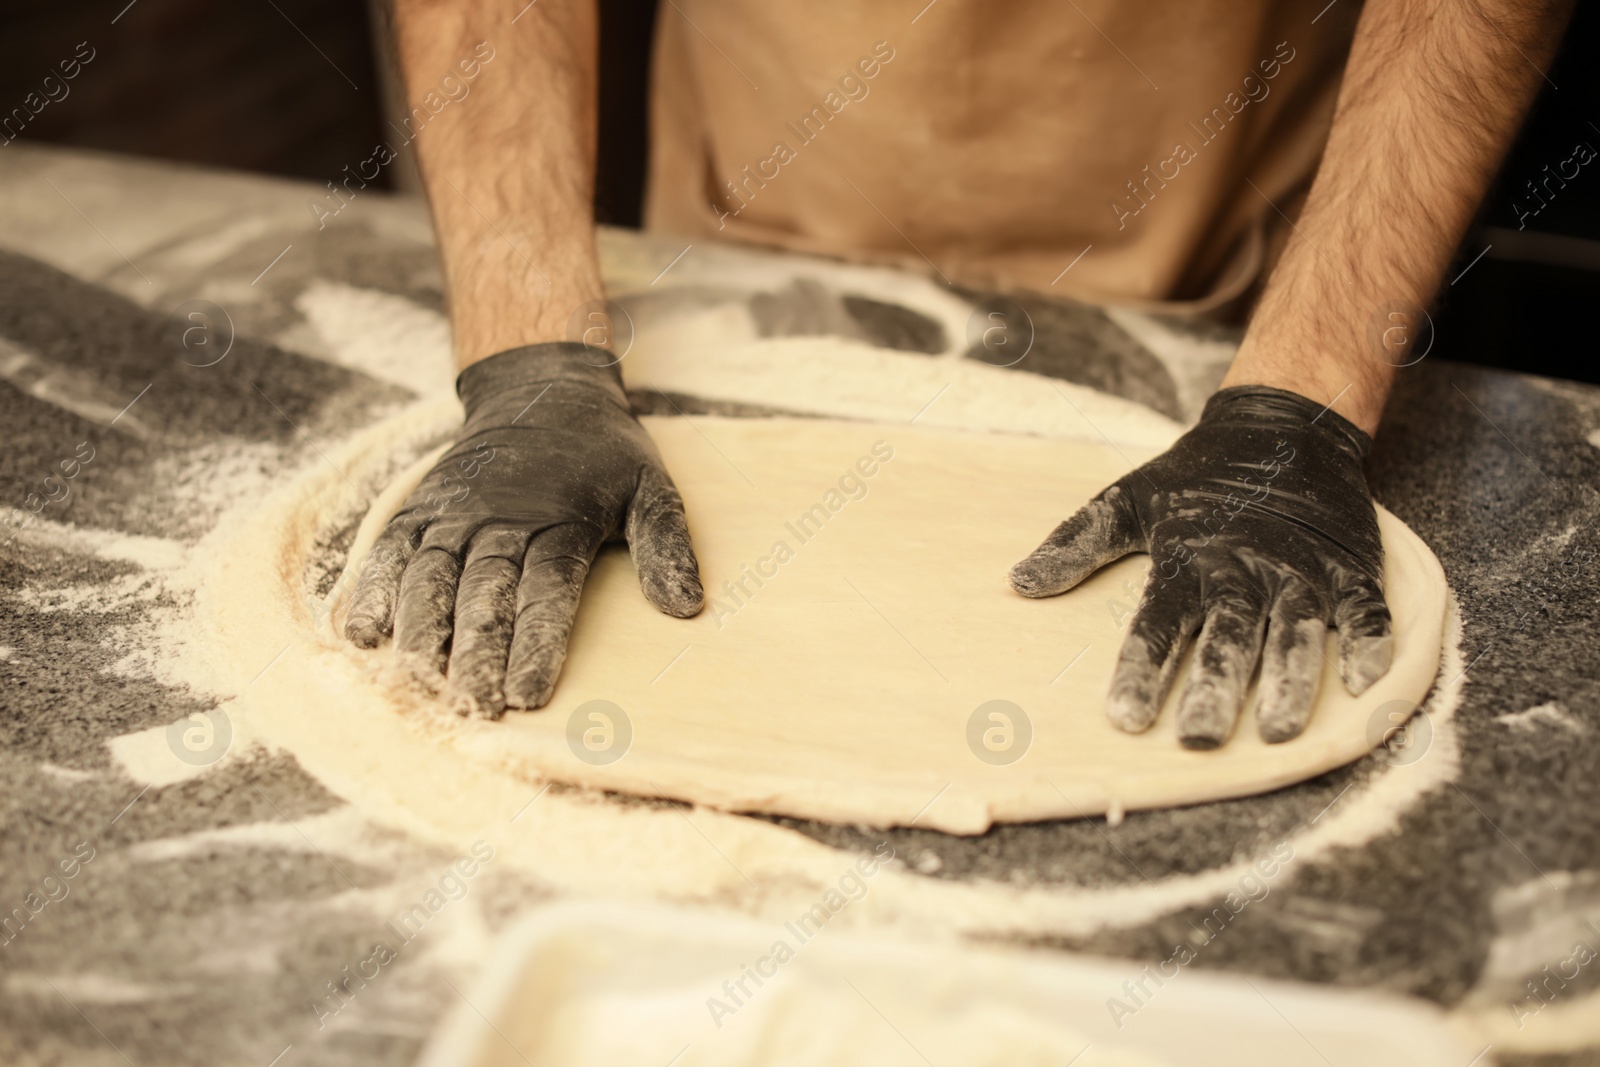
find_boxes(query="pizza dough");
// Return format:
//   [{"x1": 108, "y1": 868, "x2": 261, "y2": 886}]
[{"x1": 331, "y1": 415, "x2": 1447, "y2": 835}]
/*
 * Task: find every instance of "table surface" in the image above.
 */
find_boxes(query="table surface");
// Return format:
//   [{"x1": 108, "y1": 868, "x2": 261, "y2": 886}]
[{"x1": 2, "y1": 144, "x2": 1598, "y2": 1067}]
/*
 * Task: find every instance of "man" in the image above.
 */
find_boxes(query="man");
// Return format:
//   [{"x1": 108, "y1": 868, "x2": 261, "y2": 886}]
[{"x1": 346, "y1": 0, "x2": 1570, "y2": 748}]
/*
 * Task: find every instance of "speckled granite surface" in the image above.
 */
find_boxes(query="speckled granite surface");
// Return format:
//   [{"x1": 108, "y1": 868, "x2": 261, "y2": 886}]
[{"x1": 2, "y1": 145, "x2": 1597, "y2": 1066}]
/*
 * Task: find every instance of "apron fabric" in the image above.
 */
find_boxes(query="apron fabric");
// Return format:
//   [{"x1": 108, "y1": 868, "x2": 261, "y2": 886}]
[{"x1": 644, "y1": 0, "x2": 1359, "y2": 315}]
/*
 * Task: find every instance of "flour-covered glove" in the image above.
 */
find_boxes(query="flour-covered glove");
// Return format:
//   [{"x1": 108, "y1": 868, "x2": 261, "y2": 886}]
[
  {"x1": 345, "y1": 343, "x2": 702, "y2": 716},
  {"x1": 1010, "y1": 385, "x2": 1391, "y2": 748}
]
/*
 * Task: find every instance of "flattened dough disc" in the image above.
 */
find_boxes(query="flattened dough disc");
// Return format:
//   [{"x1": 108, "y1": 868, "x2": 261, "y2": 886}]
[{"x1": 343, "y1": 416, "x2": 1447, "y2": 834}]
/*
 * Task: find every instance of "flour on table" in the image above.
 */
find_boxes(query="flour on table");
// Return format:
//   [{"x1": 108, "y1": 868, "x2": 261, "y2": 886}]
[{"x1": 173, "y1": 362, "x2": 1460, "y2": 948}]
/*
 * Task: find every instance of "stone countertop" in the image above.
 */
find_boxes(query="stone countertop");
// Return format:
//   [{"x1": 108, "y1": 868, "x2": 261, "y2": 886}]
[{"x1": 2, "y1": 144, "x2": 1598, "y2": 1067}]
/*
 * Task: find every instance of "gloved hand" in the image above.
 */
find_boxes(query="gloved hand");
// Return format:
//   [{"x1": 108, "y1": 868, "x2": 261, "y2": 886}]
[
  {"x1": 1010, "y1": 385, "x2": 1392, "y2": 749},
  {"x1": 345, "y1": 342, "x2": 703, "y2": 716}
]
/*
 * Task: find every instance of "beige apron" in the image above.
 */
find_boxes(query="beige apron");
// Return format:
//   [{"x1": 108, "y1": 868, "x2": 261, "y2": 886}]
[{"x1": 645, "y1": 0, "x2": 1359, "y2": 315}]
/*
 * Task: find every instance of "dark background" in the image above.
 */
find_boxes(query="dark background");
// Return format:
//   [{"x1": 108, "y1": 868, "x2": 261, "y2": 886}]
[{"x1": 1, "y1": 0, "x2": 1595, "y2": 384}]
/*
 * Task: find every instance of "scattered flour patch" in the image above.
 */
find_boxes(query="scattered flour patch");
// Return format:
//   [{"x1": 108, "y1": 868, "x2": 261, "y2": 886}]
[
  {"x1": 123, "y1": 805, "x2": 405, "y2": 871},
  {"x1": 622, "y1": 333, "x2": 1183, "y2": 449},
  {"x1": 295, "y1": 280, "x2": 455, "y2": 398},
  {"x1": 1544, "y1": 523, "x2": 1580, "y2": 551},
  {"x1": 1495, "y1": 701, "x2": 1587, "y2": 734},
  {"x1": 0, "y1": 340, "x2": 157, "y2": 436},
  {"x1": 107, "y1": 714, "x2": 253, "y2": 788},
  {"x1": 17, "y1": 571, "x2": 165, "y2": 614},
  {"x1": 125, "y1": 806, "x2": 370, "y2": 865},
  {"x1": 38, "y1": 762, "x2": 98, "y2": 784},
  {"x1": 598, "y1": 225, "x2": 976, "y2": 356},
  {"x1": 199, "y1": 279, "x2": 270, "y2": 308},
  {"x1": 95, "y1": 533, "x2": 187, "y2": 571},
  {"x1": 4, "y1": 973, "x2": 178, "y2": 1004},
  {"x1": 125, "y1": 807, "x2": 499, "y2": 982},
  {"x1": 144, "y1": 439, "x2": 297, "y2": 541},
  {"x1": 158, "y1": 213, "x2": 279, "y2": 270},
  {"x1": 1104, "y1": 305, "x2": 1237, "y2": 420},
  {"x1": 190, "y1": 939, "x2": 284, "y2": 978},
  {"x1": 7, "y1": 518, "x2": 185, "y2": 571},
  {"x1": 72, "y1": 442, "x2": 298, "y2": 705}
]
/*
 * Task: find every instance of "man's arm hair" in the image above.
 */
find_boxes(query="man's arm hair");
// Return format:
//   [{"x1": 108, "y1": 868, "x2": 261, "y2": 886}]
[
  {"x1": 392, "y1": 0, "x2": 605, "y2": 369},
  {"x1": 1223, "y1": 0, "x2": 1575, "y2": 434}
]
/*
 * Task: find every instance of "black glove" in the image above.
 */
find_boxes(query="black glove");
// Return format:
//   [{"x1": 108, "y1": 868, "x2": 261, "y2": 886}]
[
  {"x1": 345, "y1": 343, "x2": 703, "y2": 716},
  {"x1": 1010, "y1": 385, "x2": 1392, "y2": 749}
]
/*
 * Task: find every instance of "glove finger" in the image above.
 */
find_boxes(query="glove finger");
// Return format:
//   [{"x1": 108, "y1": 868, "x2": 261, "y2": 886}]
[
  {"x1": 1334, "y1": 574, "x2": 1393, "y2": 695},
  {"x1": 344, "y1": 518, "x2": 422, "y2": 647},
  {"x1": 446, "y1": 527, "x2": 533, "y2": 719},
  {"x1": 504, "y1": 523, "x2": 605, "y2": 710},
  {"x1": 1175, "y1": 582, "x2": 1269, "y2": 750},
  {"x1": 1106, "y1": 567, "x2": 1202, "y2": 734},
  {"x1": 1255, "y1": 580, "x2": 1329, "y2": 744},
  {"x1": 1011, "y1": 485, "x2": 1142, "y2": 598},
  {"x1": 626, "y1": 465, "x2": 704, "y2": 618},
  {"x1": 392, "y1": 547, "x2": 462, "y2": 677}
]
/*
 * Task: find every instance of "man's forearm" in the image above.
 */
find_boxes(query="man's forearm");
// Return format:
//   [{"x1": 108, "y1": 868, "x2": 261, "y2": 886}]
[
  {"x1": 1224, "y1": 0, "x2": 1573, "y2": 434},
  {"x1": 393, "y1": 0, "x2": 605, "y2": 369}
]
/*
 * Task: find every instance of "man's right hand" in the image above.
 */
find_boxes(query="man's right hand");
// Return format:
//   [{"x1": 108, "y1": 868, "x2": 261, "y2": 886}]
[
  {"x1": 1010, "y1": 386, "x2": 1392, "y2": 749},
  {"x1": 344, "y1": 343, "x2": 703, "y2": 717}
]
